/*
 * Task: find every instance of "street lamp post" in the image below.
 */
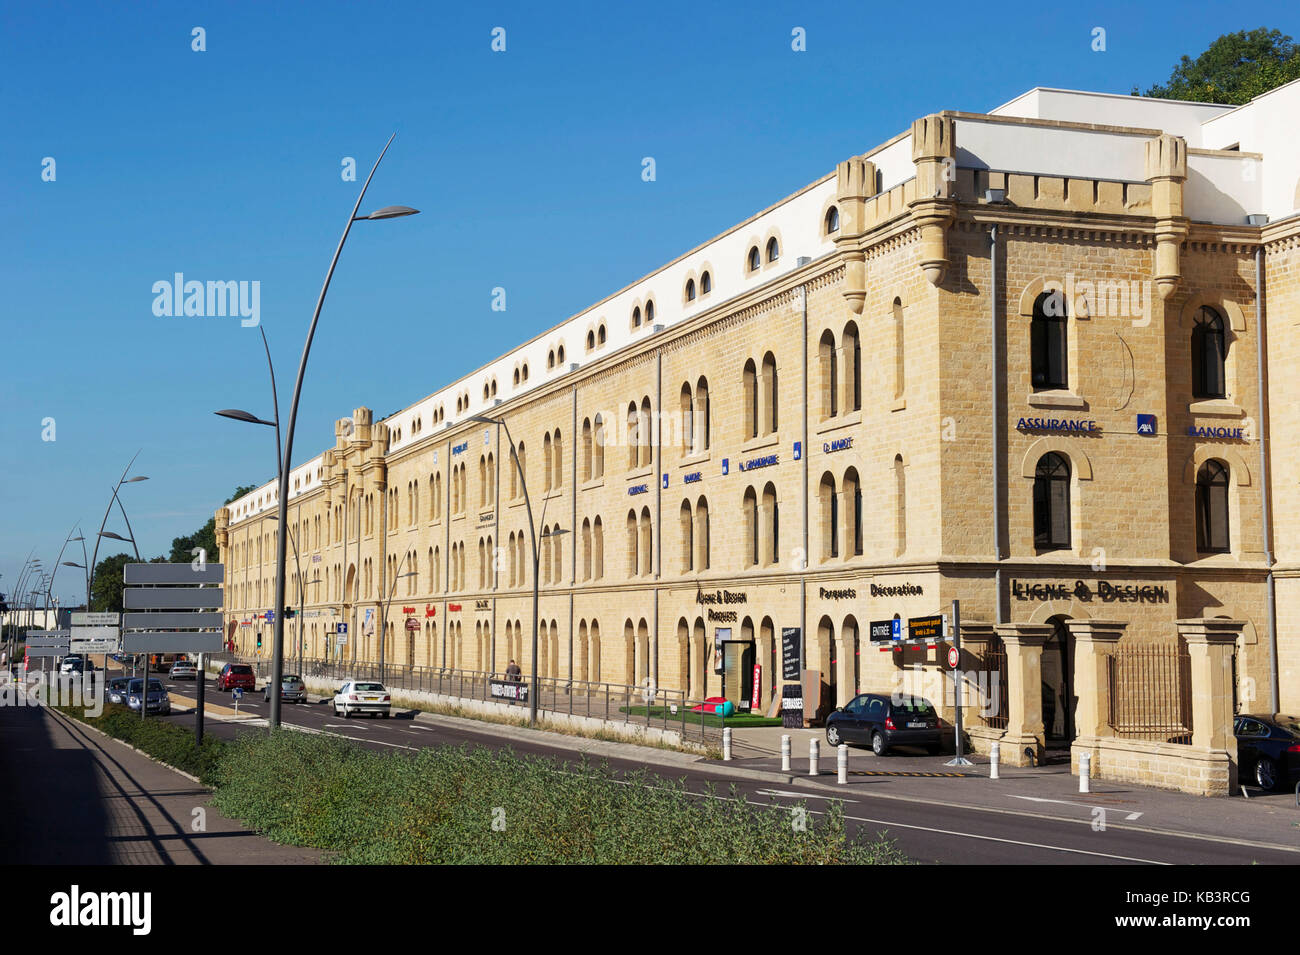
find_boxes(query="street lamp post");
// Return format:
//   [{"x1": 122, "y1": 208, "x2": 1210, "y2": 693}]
[
  {"x1": 88, "y1": 453, "x2": 149, "y2": 599},
  {"x1": 469, "y1": 414, "x2": 567, "y2": 724},
  {"x1": 266, "y1": 135, "x2": 417, "y2": 731}
]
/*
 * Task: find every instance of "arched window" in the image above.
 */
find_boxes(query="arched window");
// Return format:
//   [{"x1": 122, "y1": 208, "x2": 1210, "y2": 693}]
[
  {"x1": 1031, "y1": 290, "x2": 1068, "y2": 390},
  {"x1": 557, "y1": 343, "x2": 565, "y2": 364},
  {"x1": 766, "y1": 237, "x2": 779, "y2": 262},
  {"x1": 685, "y1": 278, "x2": 696, "y2": 302},
  {"x1": 587, "y1": 330, "x2": 595, "y2": 351},
  {"x1": 748, "y1": 246, "x2": 761, "y2": 272},
  {"x1": 818, "y1": 330, "x2": 838, "y2": 419},
  {"x1": 645, "y1": 300, "x2": 655, "y2": 324},
  {"x1": 680, "y1": 383, "x2": 694, "y2": 453},
  {"x1": 701, "y1": 271, "x2": 711, "y2": 294},
  {"x1": 743, "y1": 359, "x2": 758, "y2": 439},
  {"x1": 626, "y1": 402, "x2": 639, "y2": 471},
  {"x1": 581, "y1": 519, "x2": 592, "y2": 581},
  {"x1": 552, "y1": 429, "x2": 563, "y2": 489},
  {"x1": 581, "y1": 418, "x2": 593, "y2": 482},
  {"x1": 696, "y1": 377, "x2": 710, "y2": 450},
  {"x1": 894, "y1": 455, "x2": 907, "y2": 556},
  {"x1": 825, "y1": 206, "x2": 839, "y2": 234},
  {"x1": 592, "y1": 414, "x2": 605, "y2": 478},
  {"x1": 819, "y1": 473, "x2": 838, "y2": 559},
  {"x1": 593, "y1": 516, "x2": 604, "y2": 578},
  {"x1": 1192, "y1": 306, "x2": 1227, "y2": 399},
  {"x1": 542, "y1": 433, "x2": 553, "y2": 492},
  {"x1": 762, "y1": 482, "x2": 778, "y2": 565},
  {"x1": 598, "y1": 324, "x2": 606, "y2": 345},
  {"x1": 762, "y1": 352, "x2": 778, "y2": 433},
  {"x1": 744, "y1": 487, "x2": 759, "y2": 567},
  {"x1": 844, "y1": 467, "x2": 862, "y2": 556},
  {"x1": 844, "y1": 322, "x2": 861, "y2": 412},
  {"x1": 1196, "y1": 460, "x2": 1230, "y2": 553},
  {"x1": 1033, "y1": 453, "x2": 1071, "y2": 551},
  {"x1": 548, "y1": 349, "x2": 555, "y2": 369},
  {"x1": 695, "y1": 496, "x2": 710, "y2": 570},
  {"x1": 680, "y1": 500, "x2": 693, "y2": 572},
  {"x1": 632, "y1": 306, "x2": 642, "y2": 329}
]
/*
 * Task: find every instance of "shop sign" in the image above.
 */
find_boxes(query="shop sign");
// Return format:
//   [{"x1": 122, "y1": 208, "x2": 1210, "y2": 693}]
[
  {"x1": 628, "y1": 483, "x2": 649, "y2": 495},
  {"x1": 781, "y1": 683, "x2": 803, "y2": 728},
  {"x1": 696, "y1": 589, "x2": 747, "y2": 605},
  {"x1": 738, "y1": 453, "x2": 779, "y2": 472},
  {"x1": 452, "y1": 441, "x2": 468, "y2": 455},
  {"x1": 401, "y1": 606, "x2": 416, "y2": 615},
  {"x1": 1187, "y1": 425, "x2": 1246, "y2": 440},
  {"x1": 1136, "y1": 414, "x2": 1157, "y2": 436},
  {"x1": 474, "y1": 599, "x2": 490, "y2": 611},
  {"x1": 1010, "y1": 578, "x2": 1170, "y2": 604},
  {"x1": 793, "y1": 441, "x2": 802, "y2": 461},
  {"x1": 870, "y1": 582, "x2": 923, "y2": 598},
  {"x1": 1016, "y1": 417, "x2": 1099, "y2": 433},
  {"x1": 823, "y1": 436, "x2": 853, "y2": 453},
  {"x1": 490, "y1": 679, "x2": 529, "y2": 702},
  {"x1": 448, "y1": 603, "x2": 462, "y2": 612},
  {"x1": 684, "y1": 471, "x2": 702, "y2": 484},
  {"x1": 405, "y1": 618, "x2": 419, "y2": 631},
  {"x1": 869, "y1": 620, "x2": 894, "y2": 643},
  {"x1": 819, "y1": 586, "x2": 856, "y2": 600},
  {"x1": 424, "y1": 604, "x2": 437, "y2": 618}
]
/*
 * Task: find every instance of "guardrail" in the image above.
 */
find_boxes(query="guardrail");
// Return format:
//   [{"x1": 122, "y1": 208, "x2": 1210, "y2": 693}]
[{"x1": 208, "y1": 653, "x2": 727, "y2": 745}]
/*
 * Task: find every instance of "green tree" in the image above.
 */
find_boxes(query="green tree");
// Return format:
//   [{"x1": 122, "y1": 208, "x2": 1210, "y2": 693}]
[
  {"x1": 167, "y1": 484, "x2": 257, "y2": 564},
  {"x1": 1139, "y1": 28, "x2": 1300, "y2": 105},
  {"x1": 89, "y1": 553, "x2": 132, "y2": 613}
]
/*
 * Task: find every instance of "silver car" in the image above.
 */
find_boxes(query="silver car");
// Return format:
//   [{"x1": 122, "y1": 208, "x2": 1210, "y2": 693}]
[
  {"x1": 264, "y1": 674, "x2": 308, "y2": 704},
  {"x1": 169, "y1": 660, "x2": 198, "y2": 680}
]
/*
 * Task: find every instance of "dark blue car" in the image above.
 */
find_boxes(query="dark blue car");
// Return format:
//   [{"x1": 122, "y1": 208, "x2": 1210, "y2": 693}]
[
  {"x1": 126, "y1": 678, "x2": 171, "y2": 715},
  {"x1": 825, "y1": 692, "x2": 942, "y2": 756},
  {"x1": 1234, "y1": 714, "x2": 1300, "y2": 790}
]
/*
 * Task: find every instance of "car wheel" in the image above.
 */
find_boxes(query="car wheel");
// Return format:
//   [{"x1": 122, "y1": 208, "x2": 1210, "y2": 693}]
[
  {"x1": 1255, "y1": 756, "x2": 1280, "y2": 791},
  {"x1": 925, "y1": 743, "x2": 942, "y2": 756},
  {"x1": 382, "y1": 711, "x2": 390, "y2": 719},
  {"x1": 826, "y1": 724, "x2": 842, "y2": 747},
  {"x1": 333, "y1": 704, "x2": 340, "y2": 716},
  {"x1": 872, "y1": 731, "x2": 889, "y2": 757}
]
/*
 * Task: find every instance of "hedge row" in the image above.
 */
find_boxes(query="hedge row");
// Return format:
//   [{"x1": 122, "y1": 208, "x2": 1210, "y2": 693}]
[{"x1": 211, "y1": 730, "x2": 909, "y2": 865}]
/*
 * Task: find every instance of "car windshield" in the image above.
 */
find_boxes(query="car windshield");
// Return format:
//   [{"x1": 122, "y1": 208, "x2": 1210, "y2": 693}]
[
  {"x1": 231, "y1": 666, "x2": 253, "y2": 674},
  {"x1": 283, "y1": 676, "x2": 302, "y2": 684},
  {"x1": 355, "y1": 683, "x2": 385, "y2": 692},
  {"x1": 111, "y1": 679, "x2": 129, "y2": 689},
  {"x1": 128, "y1": 680, "x2": 165, "y2": 693}
]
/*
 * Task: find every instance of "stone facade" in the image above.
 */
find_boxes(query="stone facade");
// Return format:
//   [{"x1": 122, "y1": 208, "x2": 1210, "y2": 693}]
[{"x1": 214, "y1": 100, "x2": 1297, "y2": 779}]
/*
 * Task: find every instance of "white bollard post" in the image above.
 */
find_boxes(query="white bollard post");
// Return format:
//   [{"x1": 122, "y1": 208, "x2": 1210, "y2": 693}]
[
  {"x1": 809, "y1": 738, "x2": 820, "y2": 776},
  {"x1": 989, "y1": 741, "x2": 1000, "y2": 779},
  {"x1": 1079, "y1": 751, "x2": 1091, "y2": 793},
  {"x1": 780, "y1": 734, "x2": 791, "y2": 772},
  {"x1": 722, "y1": 726, "x2": 732, "y2": 761},
  {"x1": 838, "y1": 743, "x2": 848, "y2": 784}
]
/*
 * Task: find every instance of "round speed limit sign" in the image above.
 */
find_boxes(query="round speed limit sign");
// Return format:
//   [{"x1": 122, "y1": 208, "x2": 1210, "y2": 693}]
[{"x1": 947, "y1": 647, "x2": 959, "y2": 668}]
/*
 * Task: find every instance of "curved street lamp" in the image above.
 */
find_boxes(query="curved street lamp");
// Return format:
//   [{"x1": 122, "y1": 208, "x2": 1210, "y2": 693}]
[
  {"x1": 88, "y1": 452, "x2": 149, "y2": 601},
  {"x1": 264, "y1": 135, "x2": 417, "y2": 731}
]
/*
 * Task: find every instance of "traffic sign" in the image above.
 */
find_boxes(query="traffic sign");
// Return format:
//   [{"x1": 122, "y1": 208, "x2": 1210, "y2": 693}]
[
  {"x1": 121, "y1": 563, "x2": 224, "y2": 653},
  {"x1": 337, "y1": 623, "x2": 348, "y2": 635},
  {"x1": 124, "y1": 588, "x2": 224, "y2": 610},
  {"x1": 947, "y1": 646, "x2": 960, "y2": 668},
  {"x1": 907, "y1": 615, "x2": 944, "y2": 642},
  {"x1": 71, "y1": 612, "x2": 119, "y2": 626},
  {"x1": 71, "y1": 637, "x2": 120, "y2": 655},
  {"x1": 124, "y1": 563, "x2": 223, "y2": 585}
]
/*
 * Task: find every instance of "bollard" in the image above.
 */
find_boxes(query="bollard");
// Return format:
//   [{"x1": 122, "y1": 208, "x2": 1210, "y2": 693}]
[
  {"x1": 989, "y1": 741, "x2": 1000, "y2": 780},
  {"x1": 838, "y1": 743, "x2": 848, "y2": 784},
  {"x1": 809, "y1": 738, "x2": 820, "y2": 776},
  {"x1": 1079, "y1": 751, "x2": 1091, "y2": 793},
  {"x1": 722, "y1": 726, "x2": 732, "y2": 761},
  {"x1": 780, "y1": 734, "x2": 791, "y2": 772}
]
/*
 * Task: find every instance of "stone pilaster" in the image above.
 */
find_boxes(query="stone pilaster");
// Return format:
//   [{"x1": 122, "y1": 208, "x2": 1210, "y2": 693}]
[
  {"x1": 833, "y1": 156, "x2": 877, "y2": 313},
  {"x1": 994, "y1": 623, "x2": 1053, "y2": 766},
  {"x1": 1177, "y1": 618, "x2": 1245, "y2": 755},
  {"x1": 1066, "y1": 619, "x2": 1127, "y2": 773}
]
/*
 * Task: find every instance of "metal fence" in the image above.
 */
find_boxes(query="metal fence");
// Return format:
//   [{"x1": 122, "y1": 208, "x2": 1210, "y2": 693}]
[
  {"x1": 1107, "y1": 644, "x2": 1193, "y2": 745},
  {"x1": 978, "y1": 638, "x2": 1009, "y2": 731},
  {"x1": 208, "y1": 653, "x2": 724, "y2": 745}
]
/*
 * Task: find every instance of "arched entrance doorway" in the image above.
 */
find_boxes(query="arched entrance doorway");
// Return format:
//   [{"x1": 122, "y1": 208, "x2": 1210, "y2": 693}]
[{"x1": 1041, "y1": 615, "x2": 1076, "y2": 746}]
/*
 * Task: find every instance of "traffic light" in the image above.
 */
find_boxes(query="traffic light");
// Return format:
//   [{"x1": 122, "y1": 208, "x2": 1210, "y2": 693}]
[
  {"x1": 284, "y1": 606, "x2": 295, "y2": 619},
  {"x1": 256, "y1": 632, "x2": 263, "y2": 650}
]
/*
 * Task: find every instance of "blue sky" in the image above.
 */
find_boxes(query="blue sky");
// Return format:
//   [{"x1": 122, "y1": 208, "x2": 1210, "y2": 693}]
[{"x1": 3, "y1": 0, "x2": 1296, "y2": 604}]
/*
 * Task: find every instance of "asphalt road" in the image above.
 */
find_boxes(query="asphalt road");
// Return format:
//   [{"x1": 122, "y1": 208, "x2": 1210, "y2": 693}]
[{"x1": 147, "y1": 671, "x2": 1299, "y2": 865}]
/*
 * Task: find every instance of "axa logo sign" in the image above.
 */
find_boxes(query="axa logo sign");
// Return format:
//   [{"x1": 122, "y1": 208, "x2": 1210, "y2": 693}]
[{"x1": 1136, "y1": 414, "x2": 1157, "y2": 436}]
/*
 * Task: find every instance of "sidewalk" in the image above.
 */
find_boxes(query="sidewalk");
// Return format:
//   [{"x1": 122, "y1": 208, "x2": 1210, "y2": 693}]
[
  {"x1": 406, "y1": 709, "x2": 1300, "y2": 854},
  {"x1": 0, "y1": 702, "x2": 320, "y2": 865}
]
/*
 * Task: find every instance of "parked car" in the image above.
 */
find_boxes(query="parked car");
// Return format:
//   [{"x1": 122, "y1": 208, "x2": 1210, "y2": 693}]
[
  {"x1": 264, "y1": 674, "x2": 307, "y2": 704},
  {"x1": 126, "y1": 678, "x2": 171, "y2": 715},
  {"x1": 332, "y1": 681, "x2": 391, "y2": 718},
  {"x1": 169, "y1": 660, "x2": 198, "y2": 680},
  {"x1": 107, "y1": 677, "x2": 131, "y2": 704},
  {"x1": 1234, "y1": 714, "x2": 1300, "y2": 790},
  {"x1": 216, "y1": 663, "x2": 256, "y2": 693},
  {"x1": 825, "y1": 692, "x2": 943, "y2": 756}
]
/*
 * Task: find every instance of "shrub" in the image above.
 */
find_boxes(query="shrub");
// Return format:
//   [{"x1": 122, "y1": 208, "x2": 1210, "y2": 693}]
[
  {"x1": 58, "y1": 703, "x2": 227, "y2": 784},
  {"x1": 211, "y1": 730, "x2": 909, "y2": 865}
]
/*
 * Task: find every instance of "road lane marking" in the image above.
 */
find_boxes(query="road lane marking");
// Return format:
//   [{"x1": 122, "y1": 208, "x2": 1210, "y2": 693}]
[
  {"x1": 1009, "y1": 794, "x2": 1144, "y2": 821},
  {"x1": 756, "y1": 788, "x2": 858, "y2": 803}
]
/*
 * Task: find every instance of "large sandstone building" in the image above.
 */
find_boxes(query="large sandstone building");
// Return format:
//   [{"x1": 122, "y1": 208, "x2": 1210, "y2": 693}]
[{"x1": 216, "y1": 83, "x2": 1300, "y2": 769}]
